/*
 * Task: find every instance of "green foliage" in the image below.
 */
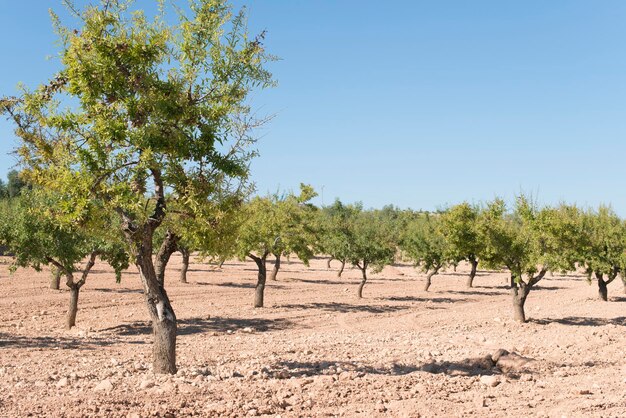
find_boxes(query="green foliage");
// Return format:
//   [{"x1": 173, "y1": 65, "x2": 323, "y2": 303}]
[
  {"x1": 479, "y1": 197, "x2": 580, "y2": 285},
  {"x1": 316, "y1": 200, "x2": 360, "y2": 263},
  {"x1": 440, "y1": 202, "x2": 483, "y2": 265},
  {"x1": 0, "y1": 190, "x2": 129, "y2": 281},
  {"x1": 346, "y1": 209, "x2": 396, "y2": 273},
  {"x1": 577, "y1": 206, "x2": 626, "y2": 281},
  {"x1": 236, "y1": 184, "x2": 317, "y2": 263},
  {"x1": 1, "y1": 0, "x2": 274, "y2": 247},
  {"x1": 401, "y1": 213, "x2": 449, "y2": 273}
]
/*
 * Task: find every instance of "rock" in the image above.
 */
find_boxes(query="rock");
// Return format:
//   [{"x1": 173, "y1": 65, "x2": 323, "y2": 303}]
[
  {"x1": 94, "y1": 379, "x2": 114, "y2": 392},
  {"x1": 491, "y1": 349, "x2": 509, "y2": 363},
  {"x1": 139, "y1": 379, "x2": 155, "y2": 390},
  {"x1": 241, "y1": 327, "x2": 254, "y2": 333},
  {"x1": 496, "y1": 353, "x2": 534, "y2": 373},
  {"x1": 56, "y1": 377, "x2": 69, "y2": 388},
  {"x1": 479, "y1": 375, "x2": 500, "y2": 387},
  {"x1": 577, "y1": 389, "x2": 592, "y2": 395}
]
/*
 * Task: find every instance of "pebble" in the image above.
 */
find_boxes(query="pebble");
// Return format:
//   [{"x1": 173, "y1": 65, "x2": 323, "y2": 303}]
[
  {"x1": 479, "y1": 375, "x2": 500, "y2": 387},
  {"x1": 94, "y1": 379, "x2": 114, "y2": 392},
  {"x1": 56, "y1": 377, "x2": 69, "y2": 388}
]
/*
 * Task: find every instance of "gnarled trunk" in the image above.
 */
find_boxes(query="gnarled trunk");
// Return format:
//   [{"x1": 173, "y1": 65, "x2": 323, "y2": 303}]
[
  {"x1": 337, "y1": 259, "x2": 346, "y2": 278},
  {"x1": 596, "y1": 273, "x2": 608, "y2": 301},
  {"x1": 511, "y1": 281, "x2": 531, "y2": 323},
  {"x1": 66, "y1": 285, "x2": 80, "y2": 329},
  {"x1": 155, "y1": 230, "x2": 179, "y2": 287},
  {"x1": 136, "y1": 248, "x2": 177, "y2": 374},
  {"x1": 423, "y1": 268, "x2": 439, "y2": 292},
  {"x1": 326, "y1": 258, "x2": 333, "y2": 269},
  {"x1": 269, "y1": 253, "x2": 281, "y2": 281},
  {"x1": 467, "y1": 259, "x2": 478, "y2": 288},
  {"x1": 50, "y1": 267, "x2": 61, "y2": 290},
  {"x1": 357, "y1": 265, "x2": 367, "y2": 298},
  {"x1": 250, "y1": 254, "x2": 268, "y2": 308},
  {"x1": 179, "y1": 247, "x2": 190, "y2": 284}
]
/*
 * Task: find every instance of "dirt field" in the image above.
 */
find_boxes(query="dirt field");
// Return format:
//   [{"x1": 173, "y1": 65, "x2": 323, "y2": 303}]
[{"x1": 0, "y1": 255, "x2": 625, "y2": 417}]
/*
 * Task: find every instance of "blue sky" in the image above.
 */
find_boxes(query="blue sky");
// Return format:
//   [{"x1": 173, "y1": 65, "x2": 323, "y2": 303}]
[{"x1": 1, "y1": 1, "x2": 626, "y2": 213}]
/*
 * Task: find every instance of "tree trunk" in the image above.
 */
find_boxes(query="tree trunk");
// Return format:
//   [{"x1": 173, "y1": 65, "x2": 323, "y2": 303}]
[
  {"x1": 467, "y1": 259, "x2": 478, "y2": 288},
  {"x1": 50, "y1": 267, "x2": 61, "y2": 290},
  {"x1": 511, "y1": 281, "x2": 531, "y2": 323},
  {"x1": 357, "y1": 266, "x2": 367, "y2": 298},
  {"x1": 136, "y1": 249, "x2": 177, "y2": 374},
  {"x1": 250, "y1": 254, "x2": 267, "y2": 308},
  {"x1": 337, "y1": 259, "x2": 346, "y2": 278},
  {"x1": 423, "y1": 269, "x2": 438, "y2": 292},
  {"x1": 597, "y1": 275, "x2": 608, "y2": 301},
  {"x1": 179, "y1": 248, "x2": 189, "y2": 284},
  {"x1": 326, "y1": 258, "x2": 333, "y2": 269},
  {"x1": 155, "y1": 230, "x2": 179, "y2": 287},
  {"x1": 623, "y1": 278, "x2": 626, "y2": 295},
  {"x1": 269, "y1": 253, "x2": 281, "y2": 281},
  {"x1": 66, "y1": 285, "x2": 80, "y2": 329}
]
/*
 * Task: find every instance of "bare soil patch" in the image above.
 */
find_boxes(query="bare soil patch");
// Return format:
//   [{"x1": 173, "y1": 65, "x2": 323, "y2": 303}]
[{"x1": 1, "y1": 256, "x2": 625, "y2": 417}]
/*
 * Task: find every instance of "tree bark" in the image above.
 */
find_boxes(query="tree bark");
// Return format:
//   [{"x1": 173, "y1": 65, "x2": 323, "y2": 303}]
[
  {"x1": 623, "y1": 278, "x2": 626, "y2": 295},
  {"x1": 511, "y1": 280, "x2": 531, "y2": 323},
  {"x1": 136, "y1": 248, "x2": 177, "y2": 374},
  {"x1": 337, "y1": 259, "x2": 346, "y2": 278},
  {"x1": 326, "y1": 257, "x2": 333, "y2": 269},
  {"x1": 50, "y1": 267, "x2": 61, "y2": 290},
  {"x1": 423, "y1": 268, "x2": 439, "y2": 292},
  {"x1": 179, "y1": 247, "x2": 190, "y2": 284},
  {"x1": 118, "y1": 169, "x2": 177, "y2": 374},
  {"x1": 155, "y1": 230, "x2": 179, "y2": 287},
  {"x1": 66, "y1": 285, "x2": 80, "y2": 329},
  {"x1": 596, "y1": 273, "x2": 608, "y2": 301},
  {"x1": 269, "y1": 253, "x2": 281, "y2": 281},
  {"x1": 357, "y1": 264, "x2": 368, "y2": 298},
  {"x1": 250, "y1": 253, "x2": 268, "y2": 308},
  {"x1": 467, "y1": 259, "x2": 478, "y2": 288}
]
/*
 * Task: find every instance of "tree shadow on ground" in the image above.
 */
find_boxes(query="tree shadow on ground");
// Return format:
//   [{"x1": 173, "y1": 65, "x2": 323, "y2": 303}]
[
  {"x1": 99, "y1": 316, "x2": 295, "y2": 336},
  {"x1": 418, "y1": 356, "x2": 500, "y2": 376},
  {"x1": 279, "y1": 302, "x2": 409, "y2": 314},
  {"x1": 283, "y1": 277, "x2": 348, "y2": 286},
  {"x1": 610, "y1": 296, "x2": 626, "y2": 302},
  {"x1": 441, "y1": 289, "x2": 503, "y2": 296},
  {"x1": 445, "y1": 272, "x2": 490, "y2": 278},
  {"x1": 384, "y1": 296, "x2": 470, "y2": 304},
  {"x1": 274, "y1": 360, "x2": 420, "y2": 377},
  {"x1": 530, "y1": 316, "x2": 626, "y2": 326},
  {"x1": 0, "y1": 332, "x2": 125, "y2": 349},
  {"x1": 194, "y1": 281, "x2": 285, "y2": 289},
  {"x1": 92, "y1": 287, "x2": 143, "y2": 294}
]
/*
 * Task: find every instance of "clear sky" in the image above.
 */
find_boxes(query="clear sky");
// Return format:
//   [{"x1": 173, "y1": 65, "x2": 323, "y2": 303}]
[{"x1": 1, "y1": 1, "x2": 626, "y2": 213}]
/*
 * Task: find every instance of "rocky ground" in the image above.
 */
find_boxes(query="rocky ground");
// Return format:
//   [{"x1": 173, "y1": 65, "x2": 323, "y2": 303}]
[{"x1": 0, "y1": 255, "x2": 625, "y2": 417}]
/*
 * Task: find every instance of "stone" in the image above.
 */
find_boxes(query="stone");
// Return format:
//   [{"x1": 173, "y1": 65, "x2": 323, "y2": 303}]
[
  {"x1": 56, "y1": 377, "x2": 69, "y2": 388},
  {"x1": 139, "y1": 380, "x2": 155, "y2": 390},
  {"x1": 479, "y1": 375, "x2": 500, "y2": 387},
  {"x1": 94, "y1": 379, "x2": 114, "y2": 392}
]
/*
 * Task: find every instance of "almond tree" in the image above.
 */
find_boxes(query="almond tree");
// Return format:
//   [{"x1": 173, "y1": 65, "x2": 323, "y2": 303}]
[
  {"x1": 577, "y1": 206, "x2": 626, "y2": 301},
  {"x1": 236, "y1": 185, "x2": 316, "y2": 307},
  {"x1": 440, "y1": 202, "x2": 484, "y2": 288},
  {"x1": 1, "y1": 0, "x2": 273, "y2": 373},
  {"x1": 343, "y1": 207, "x2": 396, "y2": 298},
  {"x1": 479, "y1": 198, "x2": 580, "y2": 322},
  {"x1": 0, "y1": 192, "x2": 128, "y2": 329},
  {"x1": 316, "y1": 200, "x2": 359, "y2": 277},
  {"x1": 401, "y1": 213, "x2": 450, "y2": 291}
]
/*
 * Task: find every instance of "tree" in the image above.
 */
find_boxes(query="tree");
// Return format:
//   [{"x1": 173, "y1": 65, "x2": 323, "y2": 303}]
[
  {"x1": 479, "y1": 198, "x2": 580, "y2": 322},
  {"x1": 236, "y1": 184, "x2": 316, "y2": 307},
  {"x1": 1, "y1": 0, "x2": 273, "y2": 373},
  {"x1": 315, "y1": 199, "x2": 358, "y2": 277},
  {"x1": 6, "y1": 170, "x2": 28, "y2": 198},
  {"x1": 343, "y1": 207, "x2": 396, "y2": 298},
  {"x1": 0, "y1": 192, "x2": 129, "y2": 329},
  {"x1": 401, "y1": 213, "x2": 450, "y2": 291},
  {"x1": 440, "y1": 202, "x2": 484, "y2": 288},
  {"x1": 576, "y1": 206, "x2": 626, "y2": 301}
]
